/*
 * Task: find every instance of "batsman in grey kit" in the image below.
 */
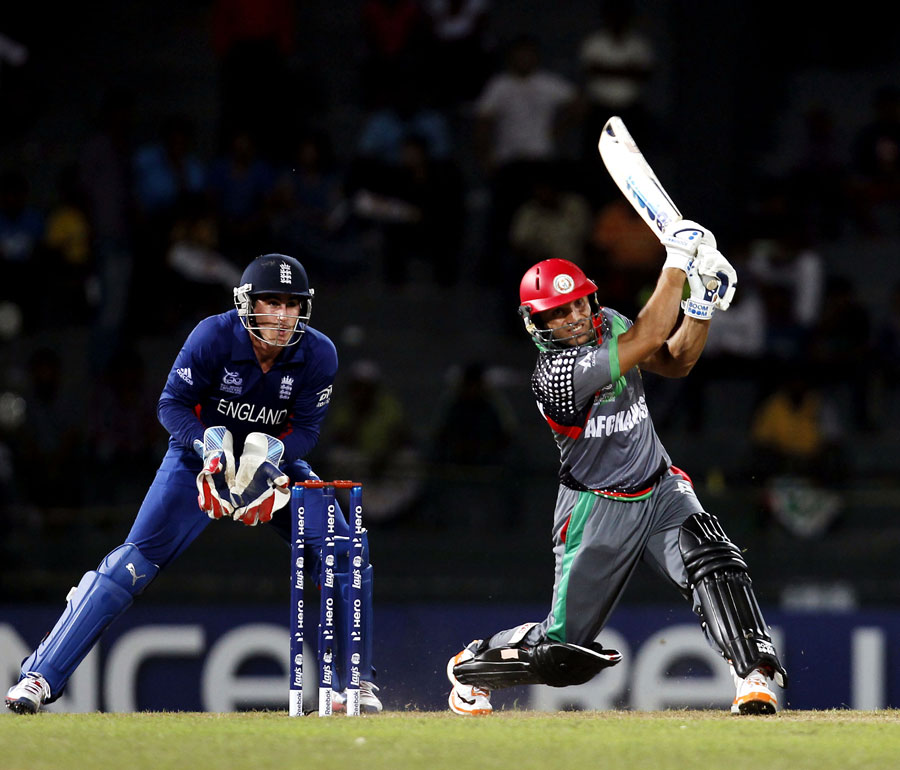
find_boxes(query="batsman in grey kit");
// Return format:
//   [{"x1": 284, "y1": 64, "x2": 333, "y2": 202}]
[{"x1": 447, "y1": 219, "x2": 787, "y2": 715}]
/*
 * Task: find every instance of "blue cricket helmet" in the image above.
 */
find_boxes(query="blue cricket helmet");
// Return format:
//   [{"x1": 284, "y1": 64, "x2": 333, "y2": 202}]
[{"x1": 233, "y1": 254, "x2": 314, "y2": 347}]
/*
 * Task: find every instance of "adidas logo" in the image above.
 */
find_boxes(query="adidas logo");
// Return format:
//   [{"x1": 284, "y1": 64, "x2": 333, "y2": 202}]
[{"x1": 176, "y1": 367, "x2": 193, "y2": 385}]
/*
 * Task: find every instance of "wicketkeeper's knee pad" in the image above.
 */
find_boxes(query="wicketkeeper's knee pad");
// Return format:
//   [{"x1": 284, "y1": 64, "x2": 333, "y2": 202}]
[
  {"x1": 19, "y1": 543, "x2": 159, "y2": 699},
  {"x1": 331, "y1": 563, "x2": 375, "y2": 690}
]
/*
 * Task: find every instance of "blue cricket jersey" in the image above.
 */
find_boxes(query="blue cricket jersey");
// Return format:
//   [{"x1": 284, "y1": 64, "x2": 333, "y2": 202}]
[{"x1": 157, "y1": 309, "x2": 337, "y2": 472}]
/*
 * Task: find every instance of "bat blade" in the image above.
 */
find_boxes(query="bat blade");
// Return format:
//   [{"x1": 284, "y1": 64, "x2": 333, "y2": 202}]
[{"x1": 598, "y1": 116, "x2": 682, "y2": 240}]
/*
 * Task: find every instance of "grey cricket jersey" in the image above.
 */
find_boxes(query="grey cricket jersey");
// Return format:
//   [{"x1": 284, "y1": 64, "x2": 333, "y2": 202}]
[{"x1": 532, "y1": 307, "x2": 670, "y2": 492}]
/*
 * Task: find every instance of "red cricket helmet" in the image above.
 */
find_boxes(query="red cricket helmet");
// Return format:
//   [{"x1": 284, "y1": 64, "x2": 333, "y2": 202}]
[{"x1": 518, "y1": 259, "x2": 602, "y2": 349}]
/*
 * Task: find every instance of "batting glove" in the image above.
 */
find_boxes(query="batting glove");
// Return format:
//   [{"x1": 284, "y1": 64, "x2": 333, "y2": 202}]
[
  {"x1": 695, "y1": 244, "x2": 737, "y2": 310},
  {"x1": 661, "y1": 220, "x2": 716, "y2": 273},
  {"x1": 194, "y1": 426, "x2": 236, "y2": 519},
  {"x1": 682, "y1": 245, "x2": 738, "y2": 319},
  {"x1": 230, "y1": 432, "x2": 291, "y2": 526}
]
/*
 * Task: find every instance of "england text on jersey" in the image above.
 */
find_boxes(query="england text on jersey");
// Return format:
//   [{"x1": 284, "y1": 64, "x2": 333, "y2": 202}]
[{"x1": 216, "y1": 399, "x2": 289, "y2": 425}]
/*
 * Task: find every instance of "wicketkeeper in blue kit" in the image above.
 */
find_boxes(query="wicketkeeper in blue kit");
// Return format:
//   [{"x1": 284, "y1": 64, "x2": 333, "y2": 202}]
[{"x1": 6, "y1": 253, "x2": 381, "y2": 715}]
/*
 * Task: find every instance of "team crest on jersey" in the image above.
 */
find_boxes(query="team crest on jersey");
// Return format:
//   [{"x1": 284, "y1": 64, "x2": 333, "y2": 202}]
[
  {"x1": 594, "y1": 381, "x2": 616, "y2": 404},
  {"x1": 279, "y1": 375, "x2": 294, "y2": 399},
  {"x1": 220, "y1": 367, "x2": 243, "y2": 395},
  {"x1": 280, "y1": 262, "x2": 292, "y2": 284},
  {"x1": 553, "y1": 273, "x2": 574, "y2": 294}
]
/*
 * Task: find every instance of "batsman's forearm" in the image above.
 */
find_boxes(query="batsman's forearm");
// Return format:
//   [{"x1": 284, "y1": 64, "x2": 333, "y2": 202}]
[
  {"x1": 662, "y1": 317, "x2": 710, "y2": 375},
  {"x1": 632, "y1": 268, "x2": 685, "y2": 346}
]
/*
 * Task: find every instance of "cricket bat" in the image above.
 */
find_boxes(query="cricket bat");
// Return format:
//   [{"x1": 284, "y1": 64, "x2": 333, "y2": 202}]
[{"x1": 598, "y1": 116, "x2": 688, "y2": 240}]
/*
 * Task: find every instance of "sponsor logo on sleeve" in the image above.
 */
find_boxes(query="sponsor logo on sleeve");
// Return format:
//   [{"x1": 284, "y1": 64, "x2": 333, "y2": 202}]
[
  {"x1": 176, "y1": 367, "x2": 193, "y2": 385},
  {"x1": 316, "y1": 385, "x2": 332, "y2": 407}
]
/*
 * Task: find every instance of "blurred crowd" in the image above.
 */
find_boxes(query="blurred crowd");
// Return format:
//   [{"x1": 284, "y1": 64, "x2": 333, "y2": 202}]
[{"x1": 1, "y1": 0, "x2": 900, "y2": 543}]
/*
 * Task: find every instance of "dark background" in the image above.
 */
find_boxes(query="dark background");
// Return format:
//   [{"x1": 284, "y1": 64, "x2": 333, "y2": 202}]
[{"x1": 2, "y1": 0, "x2": 900, "y2": 611}]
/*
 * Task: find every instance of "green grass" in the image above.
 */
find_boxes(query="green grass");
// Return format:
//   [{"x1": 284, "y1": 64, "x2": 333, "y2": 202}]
[{"x1": 2, "y1": 710, "x2": 900, "y2": 770}]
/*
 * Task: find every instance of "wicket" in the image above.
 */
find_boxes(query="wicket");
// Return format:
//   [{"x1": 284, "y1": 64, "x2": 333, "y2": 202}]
[{"x1": 289, "y1": 480, "x2": 365, "y2": 717}]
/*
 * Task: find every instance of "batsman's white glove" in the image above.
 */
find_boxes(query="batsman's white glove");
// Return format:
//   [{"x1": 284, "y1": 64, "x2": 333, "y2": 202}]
[
  {"x1": 661, "y1": 219, "x2": 717, "y2": 273},
  {"x1": 682, "y1": 245, "x2": 738, "y2": 319},
  {"x1": 230, "y1": 432, "x2": 290, "y2": 526},
  {"x1": 194, "y1": 426, "x2": 236, "y2": 519}
]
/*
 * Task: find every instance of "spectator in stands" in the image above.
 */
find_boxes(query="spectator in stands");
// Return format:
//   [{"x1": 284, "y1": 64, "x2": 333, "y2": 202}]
[
  {"x1": 204, "y1": 127, "x2": 277, "y2": 261},
  {"x1": 133, "y1": 114, "x2": 209, "y2": 319},
  {"x1": 164, "y1": 192, "x2": 242, "y2": 329},
  {"x1": 267, "y1": 130, "x2": 363, "y2": 281},
  {"x1": 43, "y1": 165, "x2": 94, "y2": 324},
  {"x1": 749, "y1": 364, "x2": 845, "y2": 537},
  {"x1": 423, "y1": 0, "x2": 495, "y2": 110},
  {"x1": 134, "y1": 114, "x2": 207, "y2": 222},
  {"x1": 356, "y1": 77, "x2": 454, "y2": 167},
  {"x1": 873, "y1": 280, "x2": 900, "y2": 422},
  {"x1": 321, "y1": 360, "x2": 423, "y2": 525},
  {"x1": 473, "y1": 34, "x2": 578, "y2": 286},
  {"x1": 428, "y1": 361, "x2": 519, "y2": 530},
  {"x1": 13, "y1": 348, "x2": 84, "y2": 518},
  {"x1": 84, "y1": 348, "x2": 163, "y2": 506},
  {"x1": 211, "y1": 0, "x2": 299, "y2": 160},
  {"x1": 851, "y1": 85, "x2": 900, "y2": 236},
  {"x1": 577, "y1": 0, "x2": 656, "y2": 197},
  {"x1": 0, "y1": 170, "x2": 44, "y2": 315},
  {"x1": 786, "y1": 104, "x2": 851, "y2": 242},
  {"x1": 509, "y1": 164, "x2": 592, "y2": 269},
  {"x1": 360, "y1": 0, "x2": 430, "y2": 109},
  {"x1": 430, "y1": 361, "x2": 516, "y2": 467},
  {"x1": 588, "y1": 198, "x2": 662, "y2": 319},
  {"x1": 744, "y1": 183, "x2": 825, "y2": 365},
  {"x1": 349, "y1": 124, "x2": 464, "y2": 287},
  {"x1": 807, "y1": 275, "x2": 874, "y2": 430},
  {"x1": 0, "y1": 27, "x2": 36, "y2": 145},
  {"x1": 675, "y1": 249, "x2": 767, "y2": 433},
  {"x1": 78, "y1": 87, "x2": 138, "y2": 365}
]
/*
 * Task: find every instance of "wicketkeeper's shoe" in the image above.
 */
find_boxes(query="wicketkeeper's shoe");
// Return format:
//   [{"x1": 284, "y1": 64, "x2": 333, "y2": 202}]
[
  {"x1": 359, "y1": 680, "x2": 383, "y2": 713},
  {"x1": 5, "y1": 672, "x2": 51, "y2": 715},
  {"x1": 447, "y1": 641, "x2": 492, "y2": 716},
  {"x1": 731, "y1": 667, "x2": 778, "y2": 715},
  {"x1": 331, "y1": 681, "x2": 383, "y2": 714}
]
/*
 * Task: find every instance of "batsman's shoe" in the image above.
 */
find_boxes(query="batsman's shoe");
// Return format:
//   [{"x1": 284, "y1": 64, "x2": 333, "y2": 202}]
[
  {"x1": 447, "y1": 642, "x2": 492, "y2": 716},
  {"x1": 731, "y1": 667, "x2": 778, "y2": 715},
  {"x1": 5, "y1": 672, "x2": 51, "y2": 714},
  {"x1": 332, "y1": 681, "x2": 383, "y2": 714}
]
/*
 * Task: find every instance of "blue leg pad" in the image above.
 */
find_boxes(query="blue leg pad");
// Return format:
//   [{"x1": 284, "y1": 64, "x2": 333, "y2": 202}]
[{"x1": 18, "y1": 544, "x2": 159, "y2": 699}]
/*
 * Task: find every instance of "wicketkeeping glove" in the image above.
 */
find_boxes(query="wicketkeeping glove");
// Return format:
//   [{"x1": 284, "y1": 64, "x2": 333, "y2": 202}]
[
  {"x1": 229, "y1": 432, "x2": 290, "y2": 526},
  {"x1": 194, "y1": 426, "x2": 236, "y2": 519},
  {"x1": 661, "y1": 219, "x2": 717, "y2": 273}
]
